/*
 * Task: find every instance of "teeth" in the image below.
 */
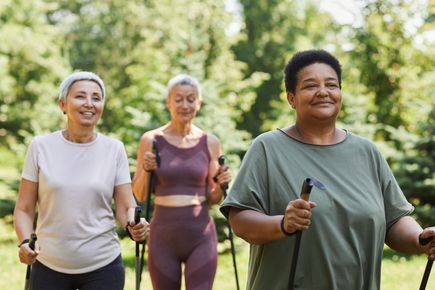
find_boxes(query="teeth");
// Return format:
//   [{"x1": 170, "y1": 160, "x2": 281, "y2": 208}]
[{"x1": 82, "y1": 112, "x2": 94, "y2": 116}]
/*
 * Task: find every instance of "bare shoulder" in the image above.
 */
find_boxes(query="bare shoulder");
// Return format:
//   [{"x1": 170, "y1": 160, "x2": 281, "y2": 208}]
[
  {"x1": 141, "y1": 126, "x2": 166, "y2": 144},
  {"x1": 206, "y1": 132, "x2": 222, "y2": 157}
]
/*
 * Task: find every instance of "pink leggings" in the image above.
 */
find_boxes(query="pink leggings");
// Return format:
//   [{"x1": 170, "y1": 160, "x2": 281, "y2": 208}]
[{"x1": 148, "y1": 204, "x2": 218, "y2": 290}]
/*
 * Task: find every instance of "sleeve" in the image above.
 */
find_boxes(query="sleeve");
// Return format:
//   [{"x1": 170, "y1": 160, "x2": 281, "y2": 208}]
[
  {"x1": 21, "y1": 138, "x2": 39, "y2": 182},
  {"x1": 114, "y1": 141, "x2": 132, "y2": 186},
  {"x1": 377, "y1": 151, "x2": 414, "y2": 229},
  {"x1": 220, "y1": 137, "x2": 271, "y2": 219}
]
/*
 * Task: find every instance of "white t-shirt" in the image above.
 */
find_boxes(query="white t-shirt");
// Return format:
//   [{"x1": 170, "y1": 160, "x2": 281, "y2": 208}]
[{"x1": 22, "y1": 130, "x2": 131, "y2": 274}]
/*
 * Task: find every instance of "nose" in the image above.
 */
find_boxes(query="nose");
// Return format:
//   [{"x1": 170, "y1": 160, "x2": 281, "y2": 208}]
[
  {"x1": 316, "y1": 85, "x2": 328, "y2": 97},
  {"x1": 84, "y1": 96, "x2": 93, "y2": 107}
]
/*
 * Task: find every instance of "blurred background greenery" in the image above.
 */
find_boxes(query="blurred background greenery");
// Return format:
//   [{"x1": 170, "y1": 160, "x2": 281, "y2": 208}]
[{"x1": 0, "y1": 0, "x2": 434, "y2": 288}]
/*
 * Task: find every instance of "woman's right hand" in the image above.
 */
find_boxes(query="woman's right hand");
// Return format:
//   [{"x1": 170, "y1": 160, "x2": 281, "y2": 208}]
[
  {"x1": 142, "y1": 151, "x2": 157, "y2": 172},
  {"x1": 282, "y1": 199, "x2": 317, "y2": 235},
  {"x1": 18, "y1": 242, "x2": 39, "y2": 265}
]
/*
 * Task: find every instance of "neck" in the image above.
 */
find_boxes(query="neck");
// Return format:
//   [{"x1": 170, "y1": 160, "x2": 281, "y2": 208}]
[
  {"x1": 168, "y1": 121, "x2": 194, "y2": 137},
  {"x1": 63, "y1": 128, "x2": 96, "y2": 143},
  {"x1": 293, "y1": 122, "x2": 338, "y2": 145}
]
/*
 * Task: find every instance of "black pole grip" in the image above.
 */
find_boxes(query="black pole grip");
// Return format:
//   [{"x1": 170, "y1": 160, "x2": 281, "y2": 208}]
[
  {"x1": 300, "y1": 178, "x2": 313, "y2": 201},
  {"x1": 419, "y1": 234, "x2": 434, "y2": 246},
  {"x1": 134, "y1": 206, "x2": 141, "y2": 224},
  {"x1": 29, "y1": 233, "x2": 37, "y2": 251},
  {"x1": 153, "y1": 140, "x2": 160, "y2": 167},
  {"x1": 216, "y1": 155, "x2": 228, "y2": 191}
]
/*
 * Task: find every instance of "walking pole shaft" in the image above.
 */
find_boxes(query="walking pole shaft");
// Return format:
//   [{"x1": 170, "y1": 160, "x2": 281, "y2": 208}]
[
  {"x1": 419, "y1": 235, "x2": 434, "y2": 290},
  {"x1": 139, "y1": 140, "x2": 160, "y2": 281},
  {"x1": 419, "y1": 261, "x2": 433, "y2": 290},
  {"x1": 218, "y1": 155, "x2": 240, "y2": 290},
  {"x1": 287, "y1": 178, "x2": 315, "y2": 290},
  {"x1": 24, "y1": 233, "x2": 37, "y2": 290},
  {"x1": 134, "y1": 206, "x2": 142, "y2": 290}
]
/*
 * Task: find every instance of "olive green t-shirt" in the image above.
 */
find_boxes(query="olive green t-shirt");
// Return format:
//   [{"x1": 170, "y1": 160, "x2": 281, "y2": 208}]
[{"x1": 220, "y1": 130, "x2": 413, "y2": 290}]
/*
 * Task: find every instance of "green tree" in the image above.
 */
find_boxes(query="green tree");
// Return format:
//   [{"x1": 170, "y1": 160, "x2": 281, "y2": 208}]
[
  {"x1": 394, "y1": 108, "x2": 435, "y2": 227},
  {"x1": 348, "y1": 0, "x2": 434, "y2": 145},
  {"x1": 0, "y1": 0, "x2": 70, "y2": 155},
  {"x1": 47, "y1": 0, "x2": 265, "y2": 160},
  {"x1": 232, "y1": 0, "x2": 338, "y2": 135}
]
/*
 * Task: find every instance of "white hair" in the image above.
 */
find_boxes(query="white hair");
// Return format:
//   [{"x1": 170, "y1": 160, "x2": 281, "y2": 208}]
[
  {"x1": 58, "y1": 71, "x2": 106, "y2": 102},
  {"x1": 166, "y1": 74, "x2": 201, "y2": 100}
]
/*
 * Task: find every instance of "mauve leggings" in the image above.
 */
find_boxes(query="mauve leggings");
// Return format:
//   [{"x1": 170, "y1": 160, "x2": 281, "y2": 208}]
[{"x1": 148, "y1": 203, "x2": 218, "y2": 290}]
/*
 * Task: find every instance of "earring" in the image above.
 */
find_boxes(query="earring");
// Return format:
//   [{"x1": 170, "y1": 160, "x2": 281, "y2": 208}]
[{"x1": 63, "y1": 111, "x2": 66, "y2": 115}]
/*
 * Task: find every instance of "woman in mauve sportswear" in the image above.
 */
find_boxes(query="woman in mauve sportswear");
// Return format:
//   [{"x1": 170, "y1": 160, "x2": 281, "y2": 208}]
[{"x1": 132, "y1": 74, "x2": 231, "y2": 290}]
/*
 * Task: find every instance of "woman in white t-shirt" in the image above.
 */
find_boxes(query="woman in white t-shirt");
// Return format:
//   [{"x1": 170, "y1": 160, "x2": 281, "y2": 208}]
[{"x1": 13, "y1": 71, "x2": 149, "y2": 290}]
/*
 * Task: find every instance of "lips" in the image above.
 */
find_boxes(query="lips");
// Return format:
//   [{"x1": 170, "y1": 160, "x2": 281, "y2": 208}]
[{"x1": 312, "y1": 101, "x2": 334, "y2": 105}]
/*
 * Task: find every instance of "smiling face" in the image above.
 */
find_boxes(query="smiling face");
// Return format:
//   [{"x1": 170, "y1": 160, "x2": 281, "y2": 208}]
[
  {"x1": 59, "y1": 80, "x2": 104, "y2": 128},
  {"x1": 287, "y1": 62, "x2": 342, "y2": 123},
  {"x1": 166, "y1": 84, "x2": 201, "y2": 123}
]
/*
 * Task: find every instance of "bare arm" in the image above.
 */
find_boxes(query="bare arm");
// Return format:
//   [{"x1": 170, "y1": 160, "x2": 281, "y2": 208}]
[
  {"x1": 14, "y1": 178, "x2": 39, "y2": 264},
  {"x1": 206, "y1": 133, "x2": 231, "y2": 205},
  {"x1": 14, "y1": 178, "x2": 38, "y2": 245},
  {"x1": 229, "y1": 198, "x2": 316, "y2": 245},
  {"x1": 229, "y1": 208, "x2": 285, "y2": 244},
  {"x1": 132, "y1": 133, "x2": 155, "y2": 202},
  {"x1": 114, "y1": 183, "x2": 149, "y2": 242},
  {"x1": 385, "y1": 216, "x2": 427, "y2": 254}
]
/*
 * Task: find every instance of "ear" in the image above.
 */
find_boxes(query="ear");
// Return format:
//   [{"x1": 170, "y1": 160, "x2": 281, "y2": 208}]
[
  {"x1": 196, "y1": 99, "x2": 202, "y2": 110},
  {"x1": 58, "y1": 99, "x2": 66, "y2": 114},
  {"x1": 287, "y1": 92, "x2": 296, "y2": 109}
]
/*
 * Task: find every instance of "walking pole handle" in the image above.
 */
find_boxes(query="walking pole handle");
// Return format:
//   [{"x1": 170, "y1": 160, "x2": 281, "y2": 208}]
[
  {"x1": 215, "y1": 155, "x2": 228, "y2": 193},
  {"x1": 29, "y1": 233, "x2": 37, "y2": 251},
  {"x1": 153, "y1": 140, "x2": 160, "y2": 167},
  {"x1": 419, "y1": 234, "x2": 434, "y2": 290},
  {"x1": 134, "y1": 206, "x2": 141, "y2": 224}
]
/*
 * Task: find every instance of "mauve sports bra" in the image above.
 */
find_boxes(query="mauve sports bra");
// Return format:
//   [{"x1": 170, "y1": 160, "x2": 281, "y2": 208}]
[{"x1": 153, "y1": 134, "x2": 210, "y2": 197}]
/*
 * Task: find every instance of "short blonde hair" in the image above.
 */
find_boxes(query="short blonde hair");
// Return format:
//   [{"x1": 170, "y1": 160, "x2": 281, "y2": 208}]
[{"x1": 166, "y1": 74, "x2": 201, "y2": 100}]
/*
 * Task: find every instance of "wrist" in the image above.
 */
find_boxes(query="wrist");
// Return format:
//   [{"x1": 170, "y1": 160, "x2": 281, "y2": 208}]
[
  {"x1": 18, "y1": 238, "x2": 30, "y2": 248},
  {"x1": 280, "y1": 216, "x2": 295, "y2": 236}
]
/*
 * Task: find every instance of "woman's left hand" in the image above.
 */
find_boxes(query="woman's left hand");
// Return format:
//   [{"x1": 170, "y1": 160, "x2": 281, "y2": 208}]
[
  {"x1": 127, "y1": 218, "x2": 150, "y2": 242},
  {"x1": 419, "y1": 227, "x2": 435, "y2": 260},
  {"x1": 215, "y1": 166, "x2": 232, "y2": 188}
]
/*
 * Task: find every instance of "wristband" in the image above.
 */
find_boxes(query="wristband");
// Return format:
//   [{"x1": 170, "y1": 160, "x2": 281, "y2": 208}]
[
  {"x1": 18, "y1": 239, "x2": 30, "y2": 248},
  {"x1": 280, "y1": 216, "x2": 295, "y2": 236}
]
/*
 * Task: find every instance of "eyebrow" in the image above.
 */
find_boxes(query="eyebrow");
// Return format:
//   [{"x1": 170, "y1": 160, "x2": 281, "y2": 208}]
[{"x1": 301, "y1": 77, "x2": 338, "y2": 83}]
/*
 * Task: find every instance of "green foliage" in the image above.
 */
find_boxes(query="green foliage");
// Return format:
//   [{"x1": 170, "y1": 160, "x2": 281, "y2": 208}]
[
  {"x1": 0, "y1": 0, "x2": 434, "y2": 238},
  {"x1": 394, "y1": 108, "x2": 435, "y2": 226},
  {"x1": 232, "y1": 0, "x2": 339, "y2": 135},
  {"x1": 46, "y1": 0, "x2": 265, "y2": 165}
]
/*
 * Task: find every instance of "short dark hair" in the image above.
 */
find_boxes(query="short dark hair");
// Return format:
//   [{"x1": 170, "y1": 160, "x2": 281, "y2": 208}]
[{"x1": 284, "y1": 49, "x2": 342, "y2": 93}]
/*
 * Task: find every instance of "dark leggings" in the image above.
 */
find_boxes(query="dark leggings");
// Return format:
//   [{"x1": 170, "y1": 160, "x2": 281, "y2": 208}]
[
  {"x1": 148, "y1": 204, "x2": 218, "y2": 290},
  {"x1": 30, "y1": 255, "x2": 125, "y2": 290}
]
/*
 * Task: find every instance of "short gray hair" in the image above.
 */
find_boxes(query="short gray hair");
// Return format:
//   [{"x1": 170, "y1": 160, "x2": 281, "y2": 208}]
[
  {"x1": 166, "y1": 74, "x2": 201, "y2": 100},
  {"x1": 58, "y1": 71, "x2": 106, "y2": 102}
]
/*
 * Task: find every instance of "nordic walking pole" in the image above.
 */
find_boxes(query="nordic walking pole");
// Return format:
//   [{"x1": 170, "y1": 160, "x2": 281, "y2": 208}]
[
  {"x1": 24, "y1": 233, "x2": 37, "y2": 290},
  {"x1": 217, "y1": 155, "x2": 240, "y2": 290},
  {"x1": 134, "y1": 206, "x2": 142, "y2": 290},
  {"x1": 419, "y1": 235, "x2": 434, "y2": 290},
  {"x1": 288, "y1": 178, "x2": 325, "y2": 290},
  {"x1": 139, "y1": 139, "x2": 160, "y2": 280}
]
